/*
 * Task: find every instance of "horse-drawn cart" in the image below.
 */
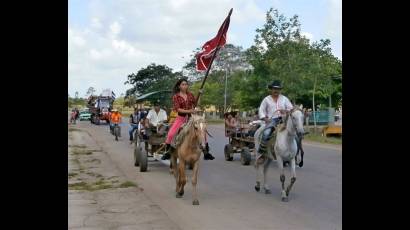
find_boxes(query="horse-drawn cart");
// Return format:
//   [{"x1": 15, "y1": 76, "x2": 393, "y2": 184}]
[
  {"x1": 224, "y1": 135, "x2": 253, "y2": 165},
  {"x1": 132, "y1": 90, "x2": 173, "y2": 172},
  {"x1": 134, "y1": 126, "x2": 169, "y2": 172},
  {"x1": 223, "y1": 116, "x2": 283, "y2": 165},
  {"x1": 224, "y1": 118, "x2": 262, "y2": 165}
]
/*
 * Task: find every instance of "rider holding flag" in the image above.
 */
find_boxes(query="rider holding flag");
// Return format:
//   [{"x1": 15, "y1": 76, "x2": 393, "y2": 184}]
[{"x1": 162, "y1": 78, "x2": 215, "y2": 161}]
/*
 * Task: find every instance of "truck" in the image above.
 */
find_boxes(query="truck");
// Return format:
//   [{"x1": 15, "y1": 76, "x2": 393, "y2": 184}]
[{"x1": 87, "y1": 89, "x2": 115, "y2": 125}]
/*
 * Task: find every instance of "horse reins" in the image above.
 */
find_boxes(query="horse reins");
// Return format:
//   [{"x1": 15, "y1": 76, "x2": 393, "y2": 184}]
[{"x1": 287, "y1": 108, "x2": 305, "y2": 167}]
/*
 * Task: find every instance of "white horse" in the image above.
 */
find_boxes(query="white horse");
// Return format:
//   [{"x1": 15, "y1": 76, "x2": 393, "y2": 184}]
[{"x1": 254, "y1": 108, "x2": 305, "y2": 202}]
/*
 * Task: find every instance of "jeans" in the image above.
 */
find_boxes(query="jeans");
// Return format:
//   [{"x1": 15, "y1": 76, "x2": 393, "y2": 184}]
[
  {"x1": 129, "y1": 124, "x2": 138, "y2": 141},
  {"x1": 261, "y1": 117, "x2": 282, "y2": 141}
]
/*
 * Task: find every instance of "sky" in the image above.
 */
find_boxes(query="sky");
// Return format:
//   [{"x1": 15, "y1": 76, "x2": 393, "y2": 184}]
[{"x1": 68, "y1": 0, "x2": 342, "y2": 98}]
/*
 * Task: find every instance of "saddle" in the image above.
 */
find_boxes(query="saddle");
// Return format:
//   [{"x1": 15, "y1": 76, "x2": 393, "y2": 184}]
[{"x1": 170, "y1": 123, "x2": 188, "y2": 148}]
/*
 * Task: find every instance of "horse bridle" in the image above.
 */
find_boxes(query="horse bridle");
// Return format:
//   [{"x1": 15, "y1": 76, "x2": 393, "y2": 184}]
[
  {"x1": 286, "y1": 108, "x2": 304, "y2": 138},
  {"x1": 191, "y1": 117, "x2": 207, "y2": 134},
  {"x1": 285, "y1": 108, "x2": 305, "y2": 167},
  {"x1": 190, "y1": 115, "x2": 214, "y2": 138}
]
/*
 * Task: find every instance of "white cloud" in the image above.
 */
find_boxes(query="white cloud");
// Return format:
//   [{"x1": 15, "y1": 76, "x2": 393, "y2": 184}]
[
  {"x1": 325, "y1": 0, "x2": 342, "y2": 39},
  {"x1": 68, "y1": 0, "x2": 267, "y2": 96},
  {"x1": 169, "y1": 0, "x2": 190, "y2": 10},
  {"x1": 109, "y1": 21, "x2": 121, "y2": 36},
  {"x1": 301, "y1": 32, "x2": 314, "y2": 41},
  {"x1": 68, "y1": 28, "x2": 86, "y2": 47},
  {"x1": 91, "y1": 17, "x2": 102, "y2": 29},
  {"x1": 324, "y1": 0, "x2": 342, "y2": 59}
]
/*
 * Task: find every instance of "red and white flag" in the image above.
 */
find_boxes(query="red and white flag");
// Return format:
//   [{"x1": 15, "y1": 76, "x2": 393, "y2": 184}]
[{"x1": 196, "y1": 9, "x2": 232, "y2": 72}]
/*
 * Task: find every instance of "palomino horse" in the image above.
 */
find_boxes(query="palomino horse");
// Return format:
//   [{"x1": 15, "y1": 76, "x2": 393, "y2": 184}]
[
  {"x1": 170, "y1": 113, "x2": 207, "y2": 205},
  {"x1": 254, "y1": 108, "x2": 305, "y2": 202}
]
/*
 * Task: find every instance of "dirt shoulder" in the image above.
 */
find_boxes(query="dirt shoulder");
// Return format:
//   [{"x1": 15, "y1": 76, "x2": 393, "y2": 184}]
[{"x1": 68, "y1": 126, "x2": 181, "y2": 230}]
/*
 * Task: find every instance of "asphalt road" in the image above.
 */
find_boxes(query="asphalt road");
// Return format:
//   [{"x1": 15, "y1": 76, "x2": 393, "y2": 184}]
[{"x1": 71, "y1": 119, "x2": 342, "y2": 230}]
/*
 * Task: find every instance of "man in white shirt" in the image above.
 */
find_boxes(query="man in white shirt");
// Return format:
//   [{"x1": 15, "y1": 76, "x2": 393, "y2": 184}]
[
  {"x1": 257, "y1": 80, "x2": 293, "y2": 155},
  {"x1": 145, "y1": 102, "x2": 168, "y2": 136}
]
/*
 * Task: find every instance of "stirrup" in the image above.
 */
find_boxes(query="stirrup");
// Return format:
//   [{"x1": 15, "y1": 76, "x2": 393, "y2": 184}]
[{"x1": 258, "y1": 145, "x2": 267, "y2": 155}]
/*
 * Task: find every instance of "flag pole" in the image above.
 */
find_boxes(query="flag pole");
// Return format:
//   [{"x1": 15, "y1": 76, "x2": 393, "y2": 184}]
[{"x1": 195, "y1": 8, "x2": 233, "y2": 106}]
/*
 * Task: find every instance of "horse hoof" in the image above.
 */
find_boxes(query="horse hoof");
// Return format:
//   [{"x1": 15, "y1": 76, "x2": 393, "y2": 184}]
[
  {"x1": 281, "y1": 197, "x2": 289, "y2": 202},
  {"x1": 192, "y1": 200, "x2": 199, "y2": 205},
  {"x1": 298, "y1": 162, "x2": 304, "y2": 167},
  {"x1": 176, "y1": 193, "x2": 183, "y2": 198},
  {"x1": 254, "y1": 185, "x2": 260, "y2": 192},
  {"x1": 264, "y1": 189, "x2": 271, "y2": 194}
]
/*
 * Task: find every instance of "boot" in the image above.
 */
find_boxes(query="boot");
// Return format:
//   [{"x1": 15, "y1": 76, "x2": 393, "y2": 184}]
[
  {"x1": 203, "y1": 143, "x2": 215, "y2": 160},
  {"x1": 161, "y1": 144, "x2": 171, "y2": 160}
]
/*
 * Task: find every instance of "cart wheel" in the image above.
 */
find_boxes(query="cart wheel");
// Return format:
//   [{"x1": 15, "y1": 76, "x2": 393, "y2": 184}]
[
  {"x1": 95, "y1": 117, "x2": 100, "y2": 125},
  {"x1": 134, "y1": 138, "x2": 140, "y2": 167},
  {"x1": 240, "y1": 147, "x2": 252, "y2": 165},
  {"x1": 224, "y1": 144, "x2": 233, "y2": 161},
  {"x1": 139, "y1": 143, "x2": 148, "y2": 172}
]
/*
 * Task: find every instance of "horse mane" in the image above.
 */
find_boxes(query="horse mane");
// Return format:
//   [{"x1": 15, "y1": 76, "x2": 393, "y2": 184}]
[
  {"x1": 278, "y1": 115, "x2": 288, "y2": 132},
  {"x1": 175, "y1": 118, "x2": 194, "y2": 148},
  {"x1": 278, "y1": 107, "x2": 302, "y2": 132},
  {"x1": 175, "y1": 115, "x2": 205, "y2": 147}
]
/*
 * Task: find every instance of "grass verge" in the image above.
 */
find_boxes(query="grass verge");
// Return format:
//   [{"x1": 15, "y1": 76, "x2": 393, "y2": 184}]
[
  {"x1": 304, "y1": 133, "x2": 342, "y2": 145},
  {"x1": 118, "y1": 181, "x2": 137, "y2": 188}
]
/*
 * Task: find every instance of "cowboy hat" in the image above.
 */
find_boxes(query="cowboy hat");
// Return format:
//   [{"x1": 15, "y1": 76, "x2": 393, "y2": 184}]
[{"x1": 268, "y1": 80, "x2": 283, "y2": 89}]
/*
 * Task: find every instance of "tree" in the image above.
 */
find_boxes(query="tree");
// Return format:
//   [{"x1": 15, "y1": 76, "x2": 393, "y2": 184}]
[
  {"x1": 68, "y1": 95, "x2": 86, "y2": 108},
  {"x1": 183, "y1": 44, "x2": 253, "y2": 114},
  {"x1": 86, "y1": 87, "x2": 96, "y2": 97},
  {"x1": 244, "y1": 8, "x2": 342, "y2": 113},
  {"x1": 183, "y1": 44, "x2": 252, "y2": 82},
  {"x1": 213, "y1": 44, "x2": 253, "y2": 72},
  {"x1": 123, "y1": 95, "x2": 136, "y2": 108},
  {"x1": 113, "y1": 97, "x2": 125, "y2": 109},
  {"x1": 311, "y1": 40, "x2": 342, "y2": 108},
  {"x1": 245, "y1": 8, "x2": 312, "y2": 104},
  {"x1": 124, "y1": 63, "x2": 181, "y2": 97},
  {"x1": 182, "y1": 48, "x2": 203, "y2": 82},
  {"x1": 231, "y1": 71, "x2": 268, "y2": 110}
]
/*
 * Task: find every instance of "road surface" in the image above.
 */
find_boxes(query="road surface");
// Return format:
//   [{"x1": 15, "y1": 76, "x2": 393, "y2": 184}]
[{"x1": 70, "y1": 119, "x2": 342, "y2": 230}]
